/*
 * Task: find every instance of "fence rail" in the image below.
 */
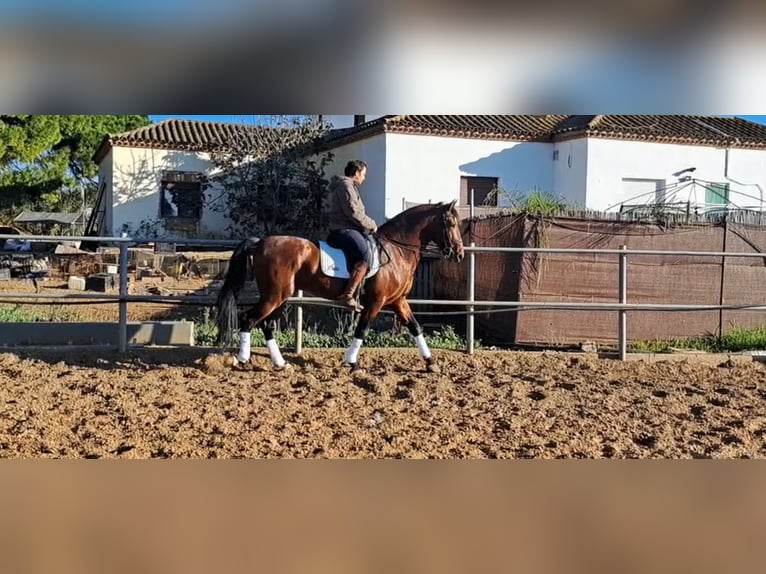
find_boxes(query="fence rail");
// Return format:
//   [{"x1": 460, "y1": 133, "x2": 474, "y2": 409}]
[{"x1": 2, "y1": 232, "x2": 766, "y2": 360}]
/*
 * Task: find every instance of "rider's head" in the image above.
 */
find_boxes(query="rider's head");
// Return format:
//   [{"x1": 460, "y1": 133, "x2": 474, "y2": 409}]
[{"x1": 344, "y1": 160, "x2": 367, "y2": 185}]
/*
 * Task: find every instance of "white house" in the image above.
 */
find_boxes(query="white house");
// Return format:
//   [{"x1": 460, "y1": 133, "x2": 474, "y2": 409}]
[
  {"x1": 91, "y1": 120, "x2": 253, "y2": 237},
  {"x1": 317, "y1": 115, "x2": 766, "y2": 222},
  {"x1": 90, "y1": 115, "x2": 766, "y2": 237}
]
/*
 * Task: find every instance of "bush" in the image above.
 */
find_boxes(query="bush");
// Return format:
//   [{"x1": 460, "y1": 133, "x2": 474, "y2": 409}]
[{"x1": 194, "y1": 318, "x2": 475, "y2": 350}]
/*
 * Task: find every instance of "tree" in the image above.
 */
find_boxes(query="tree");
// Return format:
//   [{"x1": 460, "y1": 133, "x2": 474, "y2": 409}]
[
  {"x1": 206, "y1": 115, "x2": 334, "y2": 238},
  {"x1": 0, "y1": 115, "x2": 151, "y2": 220}
]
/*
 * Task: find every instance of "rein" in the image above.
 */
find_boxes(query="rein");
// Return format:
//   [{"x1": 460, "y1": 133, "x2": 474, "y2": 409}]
[
  {"x1": 376, "y1": 233, "x2": 436, "y2": 255},
  {"x1": 375, "y1": 212, "x2": 458, "y2": 261}
]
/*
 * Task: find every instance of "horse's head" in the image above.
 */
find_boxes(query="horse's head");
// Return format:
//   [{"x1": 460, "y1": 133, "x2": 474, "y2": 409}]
[{"x1": 430, "y1": 200, "x2": 464, "y2": 262}]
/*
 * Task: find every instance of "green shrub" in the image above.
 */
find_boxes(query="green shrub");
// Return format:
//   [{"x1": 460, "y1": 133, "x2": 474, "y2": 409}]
[{"x1": 194, "y1": 319, "x2": 475, "y2": 350}]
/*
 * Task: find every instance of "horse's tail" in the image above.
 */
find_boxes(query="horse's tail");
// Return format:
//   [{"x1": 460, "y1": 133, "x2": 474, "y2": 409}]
[{"x1": 215, "y1": 237, "x2": 258, "y2": 347}]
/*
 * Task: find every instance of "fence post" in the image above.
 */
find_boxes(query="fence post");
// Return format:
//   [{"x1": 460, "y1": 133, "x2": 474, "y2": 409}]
[
  {"x1": 118, "y1": 233, "x2": 129, "y2": 354},
  {"x1": 618, "y1": 244, "x2": 627, "y2": 360},
  {"x1": 467, "y1": 188, "x2": 476, "y2": 354},
  {"x1": 295, "y1": 289, "x2": 303, "y2": 355},
  {"x1": 718, "y1": 217, "x2": 727, "y2": 338}
]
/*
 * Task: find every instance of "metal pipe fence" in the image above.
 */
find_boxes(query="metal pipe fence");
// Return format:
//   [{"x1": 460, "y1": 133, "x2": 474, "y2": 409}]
[{"x1": 3, "y1": 233, "x2": 766, "y2": 359}]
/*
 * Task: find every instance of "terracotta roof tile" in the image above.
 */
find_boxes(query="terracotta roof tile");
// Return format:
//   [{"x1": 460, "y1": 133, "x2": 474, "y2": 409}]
[
  {"x1": 553, "y1": 115, "x2": 766, "y2": 148},
  {"x1": 322, "y1": 115, "x2": 766, "y2": 149},
  {"x1": 92, "y1": 118, "x2": 270, "y2": 163},
  {"x1": 94, "y1": 115, "x2": 766, "y2": 164},
  {"x1": 319, "y1": 115, "x2": 569, "y2": 147}
]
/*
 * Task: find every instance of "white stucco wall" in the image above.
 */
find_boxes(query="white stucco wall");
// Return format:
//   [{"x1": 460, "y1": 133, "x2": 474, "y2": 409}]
[
  {"x1": 384, "y1": 133, "x2": 554, "y2": 220},
  {"x1": 98, "y1": 126, "x2": 766, "y2": 241},
  {"x1": 553, "y1": 138, "x2": 588, "y2": 208},
  {"x1": 105, "y1": 146, "x2": 231, "y2": 237},
  {"x1": 585, "y1": 138, "x2": 766, "y2": 212}
]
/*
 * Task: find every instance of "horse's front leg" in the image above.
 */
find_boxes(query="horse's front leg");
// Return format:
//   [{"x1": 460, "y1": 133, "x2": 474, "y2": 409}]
[
  {"x1": 343, "y1": 301, "x2": 383, "y2": 373},
  {"x1": 389, "y1": 297, "x2": 439, "y2": 373}
]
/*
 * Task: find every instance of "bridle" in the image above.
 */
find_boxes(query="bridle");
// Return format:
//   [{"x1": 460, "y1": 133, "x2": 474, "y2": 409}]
[
  {"x1": 376, "y1": 211, "x2": 460, "y2": 261},
  {"x1": 439, "y1": 211, "x2": 459, "y2": 260}
]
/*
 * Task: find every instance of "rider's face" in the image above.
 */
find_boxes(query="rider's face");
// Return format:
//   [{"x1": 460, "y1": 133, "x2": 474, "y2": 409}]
[{"x1": 353, "y1": 166, "x2": 367, "y2": 185}]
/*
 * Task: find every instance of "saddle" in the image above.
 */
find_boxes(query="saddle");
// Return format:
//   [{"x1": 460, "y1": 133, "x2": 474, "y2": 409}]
[{"x1": 318, "y1": 234, "x2": 381, "y2": 279}]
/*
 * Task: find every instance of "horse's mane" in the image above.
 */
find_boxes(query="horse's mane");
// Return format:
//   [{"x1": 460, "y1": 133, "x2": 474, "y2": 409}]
[{"x1": 378, "y1": 202, "x2": 445, "y2": 237}]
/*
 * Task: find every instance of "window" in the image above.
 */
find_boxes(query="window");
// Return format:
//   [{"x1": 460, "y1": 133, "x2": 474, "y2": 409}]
[
  {"x1": 621, "y1": 178, "x2": 667, "y2": 203},
  {"x1": 460, "y1": 176, "x2": 499, "y2": 206},
  {"x1": 160, "y1": 171, "x2": 204, "y2": 220},
  {"x1": 705, "y1": 182, "x2": 730, "y2": 206}
]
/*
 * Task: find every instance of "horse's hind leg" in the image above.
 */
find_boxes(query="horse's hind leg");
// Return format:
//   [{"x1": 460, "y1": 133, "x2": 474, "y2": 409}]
[
  {"x1": 261, "y1": 308, "x2": 288, "y2": 369},
  {"x1": 236, "y1": 298, "x2": 285, "y2": 367}
]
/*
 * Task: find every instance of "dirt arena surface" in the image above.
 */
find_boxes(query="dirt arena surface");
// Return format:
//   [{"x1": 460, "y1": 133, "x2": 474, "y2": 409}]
[
  {"x1": 0, "y1": 276, "x2": 213, "y2": 322},
  {"x1": 1, "y1": 346, "x2": 765, "y2": 459}
]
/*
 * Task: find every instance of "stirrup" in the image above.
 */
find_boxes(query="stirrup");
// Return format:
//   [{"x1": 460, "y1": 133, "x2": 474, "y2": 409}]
[{"x1": 338, "y1": 295, "x2": 364, "y2": 311}]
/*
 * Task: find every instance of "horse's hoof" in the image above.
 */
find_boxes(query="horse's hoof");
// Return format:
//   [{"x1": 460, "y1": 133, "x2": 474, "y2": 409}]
[
  {"x1": 348, "y1": 362, "x2": 364, "y2": 374},
  {"x1": 275, "y1": 362, "x2": 293, "y2": 371},
  {"x1": 426, "y1": 359, "x2": 440, "y2": 374}
]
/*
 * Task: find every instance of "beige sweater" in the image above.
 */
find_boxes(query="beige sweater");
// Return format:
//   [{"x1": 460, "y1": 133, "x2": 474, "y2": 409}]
[{"x1": 327, "y1": 175, "x2": 377, "y2": 232}]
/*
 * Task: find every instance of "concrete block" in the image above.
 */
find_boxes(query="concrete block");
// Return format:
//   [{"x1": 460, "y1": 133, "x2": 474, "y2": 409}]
[
  {"x1": 0, "y1": 321, "x2": 195, "y2": 347},
  {"x1": 68, "y1": 275, "x2": 86, "y2": 290},
  {"x1": 86, "y1": 273, "x2": 118, "y2": 292}
]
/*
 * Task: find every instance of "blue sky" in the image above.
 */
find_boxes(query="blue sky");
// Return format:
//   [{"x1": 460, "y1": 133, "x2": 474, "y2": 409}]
[
  {"x1": 738, "y1": 116, "x2": 766, "y2": 125},
  {"x1": 150, "y1": 115, "x2": 256, "y2": 124},
  {"x1": 150, "y1": 115, "x2": 766, "y2": 125}
]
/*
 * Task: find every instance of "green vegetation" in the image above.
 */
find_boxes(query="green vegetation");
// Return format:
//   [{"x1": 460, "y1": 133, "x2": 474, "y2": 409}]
[
  {"x1": 206, "y1": 115, "x2": 333, "y2": 239},
  {"x1": 0, "y1": 305, "x2": 78, "y2": 322},
  {"x1": 194, "y1": 319, "x2": 473, "y2": 350},
  {"x1": 484, "y1": 186, "x2": 574, "y2": 215},
  {"x1": 630, "y1": 324, "x2": 766, "y2": 353},
  {"x1": 1, "y1": 115, "x2": 151, "y2": 220}
]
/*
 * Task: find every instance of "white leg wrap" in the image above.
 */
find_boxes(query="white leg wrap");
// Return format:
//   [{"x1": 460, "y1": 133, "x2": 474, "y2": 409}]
[
  {"x1": 266, "y1": 338, "x2": 286, "y2": 368},
  {"x1": 414, "y1": 333, "x2": 431, "y2": 359},
  {"x1": 237, "y1": 332, "x2": 251, "y2": 362},
  {"x1": 344, "y1": 337, "x2": 363, "y2": 364}
]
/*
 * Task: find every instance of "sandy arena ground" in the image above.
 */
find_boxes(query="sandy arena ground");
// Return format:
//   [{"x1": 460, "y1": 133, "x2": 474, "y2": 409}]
[{"x1": 1, "y1": 346, "x2": 765, "y2": 459}]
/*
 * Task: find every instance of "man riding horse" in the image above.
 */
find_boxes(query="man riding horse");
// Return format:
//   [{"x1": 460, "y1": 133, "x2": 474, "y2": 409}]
[
  {"x1": 326, "y1": 159, "x2": 377, "y2": 312},
  {"x1": 214, "y1": 159, "x2": 465, "y2": 372}
]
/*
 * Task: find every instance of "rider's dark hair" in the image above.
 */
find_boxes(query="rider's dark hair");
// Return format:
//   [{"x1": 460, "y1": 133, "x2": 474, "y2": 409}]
[{"x1": 344, "y1": 160, "x2": 368, "y2": 177}]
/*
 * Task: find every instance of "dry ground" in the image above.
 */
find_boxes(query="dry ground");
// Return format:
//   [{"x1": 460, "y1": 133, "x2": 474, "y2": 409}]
[
  {"x1": 1, "y1": 346, "x2": 765, "y2": 459},
  {"x1": 0, "y1": 276, "x2": 211, "y2": 322}
]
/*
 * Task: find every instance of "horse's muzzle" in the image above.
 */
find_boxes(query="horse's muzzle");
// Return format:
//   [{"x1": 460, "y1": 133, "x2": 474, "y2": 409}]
[{"x1": 442, "y1": 245, "x2": 464, "y2": 262}]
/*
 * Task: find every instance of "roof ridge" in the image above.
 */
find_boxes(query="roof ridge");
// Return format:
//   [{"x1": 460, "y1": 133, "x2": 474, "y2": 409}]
[
  {"x1": 589, "y1": 115, "x2": 605, "y2": 129},
  {"x1": 94, "y1": 115, "x2": 766, "y2": 165},
  {"x1": 111, "y1": 117, "x2": 261, "y2": 138}
]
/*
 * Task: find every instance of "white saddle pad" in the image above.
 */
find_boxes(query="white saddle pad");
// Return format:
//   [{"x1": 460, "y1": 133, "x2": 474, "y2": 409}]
[{"x1": 318, "y1": 237, "x2": 380, "y2": 279}]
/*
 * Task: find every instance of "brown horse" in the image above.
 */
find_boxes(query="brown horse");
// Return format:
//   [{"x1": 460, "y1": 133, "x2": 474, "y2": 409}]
[{"x1": 215, "y1": 200, "x2": 465, "y2": 371}]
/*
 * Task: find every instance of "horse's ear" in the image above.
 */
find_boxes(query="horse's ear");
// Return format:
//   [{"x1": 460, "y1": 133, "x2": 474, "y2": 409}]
[{"x1": 448, "y1": 199, "x2": 457, "y2": 210}]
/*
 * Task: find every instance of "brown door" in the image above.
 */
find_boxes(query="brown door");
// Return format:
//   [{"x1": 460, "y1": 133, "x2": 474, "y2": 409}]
[{"x1": 460, "y1": 176, "x2": 498, "y2": 206}]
